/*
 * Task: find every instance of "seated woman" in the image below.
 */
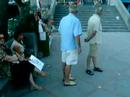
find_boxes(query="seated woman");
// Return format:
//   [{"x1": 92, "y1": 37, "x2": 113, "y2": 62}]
[
  {"x1": 10, "y1": 27, "x2": 47, "y2": 90},
  {"x1": 0, "y1": 32, "x2": 18, "y2": 79}
]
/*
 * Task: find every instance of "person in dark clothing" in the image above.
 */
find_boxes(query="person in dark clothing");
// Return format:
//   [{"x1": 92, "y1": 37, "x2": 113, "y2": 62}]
[
  {"x1": 0, "y1": 0, "x2": 9, "y2": 41},
  {"x1": 83, "y1": 0, "x2": 87, "y2": 5},
  {"x1": 37, "y1": 12, "x2": 50, "y2": 57},
  {"x1": 102, "y1": 0, "x2": 107, "y2": 4}
]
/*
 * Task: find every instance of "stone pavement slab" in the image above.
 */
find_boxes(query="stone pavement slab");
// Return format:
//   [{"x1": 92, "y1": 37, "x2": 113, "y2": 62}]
[{"x1": 0, "y1": 79, "x2": 8, "y2": 96}]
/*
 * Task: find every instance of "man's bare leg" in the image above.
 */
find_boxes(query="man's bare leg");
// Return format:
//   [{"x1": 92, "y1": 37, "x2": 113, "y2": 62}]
[{"x1": 64, "y1": 65, "x2": 71, "y2": 83}]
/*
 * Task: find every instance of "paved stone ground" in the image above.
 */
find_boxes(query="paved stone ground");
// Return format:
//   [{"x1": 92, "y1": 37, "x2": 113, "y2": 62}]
[{"x1": 3, "y1": 32, "x2": 130, "y2": 97}]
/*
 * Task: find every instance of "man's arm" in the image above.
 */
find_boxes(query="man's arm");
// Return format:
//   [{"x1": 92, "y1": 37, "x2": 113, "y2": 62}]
[
  {"x1": 85, "y1": 31, "x2": 96, "y2": 42},
  {"x1": 76, "y1": 35, "x2": 81, "y2": 54}
]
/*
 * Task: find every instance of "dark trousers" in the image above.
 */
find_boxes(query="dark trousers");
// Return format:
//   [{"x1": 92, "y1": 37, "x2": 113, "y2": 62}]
[
  {"x1": 39, "y1": 34, "x2": 50, "y2": 57},
  {"x1": 10, "y1": 61, "x2": 34, "y2": 89},
  {"x1": 83, "y1": 0, "x2": 87, "y2": 4}
]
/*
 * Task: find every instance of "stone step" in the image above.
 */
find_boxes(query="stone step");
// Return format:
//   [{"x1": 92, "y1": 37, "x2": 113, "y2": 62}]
[
  {"x1": 54, "y1": 14, "x2": 123, "y2": 17},
  {"x1": 55, "y1": 20, "x2": 125, "y2": 24},
  {"x1": 55, "y1": 9, "x2": 118, "y2": 12},
  {"x1": 55, "y1": 25, "x2": 127, "y2": 29},
  {"x1": 82, "y1": 29, "x2": 129, "y2": 32},
  {"x1": 104, "y1": 28, "x2": 127, "y2": 32},
  {"x1": 54, "y1": 17, "x2": 124, "y2": 21},
  {"x1": 54, "y1": 13, "x2": 120, "y2": 16},
  {"x1": 54, "y1": 4, "x2": 129, "y2": 32}
]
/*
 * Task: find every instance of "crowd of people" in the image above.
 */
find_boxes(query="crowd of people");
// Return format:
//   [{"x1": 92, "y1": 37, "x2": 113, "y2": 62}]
[
  {"x1": 0, "y1": 0, "x2": 55, "y2": 91},
  {"x1": 0, "y1": 26, "x2": 49, "y2": 90},
  {"x1": 0, "y1": 0, "x2": 104, "y2": 92}
]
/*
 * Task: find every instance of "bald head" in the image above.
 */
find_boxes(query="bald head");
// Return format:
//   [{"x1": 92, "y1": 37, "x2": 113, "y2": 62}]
[{"x1": 69, "y1": 3, "x2": 78, "y2": 13}]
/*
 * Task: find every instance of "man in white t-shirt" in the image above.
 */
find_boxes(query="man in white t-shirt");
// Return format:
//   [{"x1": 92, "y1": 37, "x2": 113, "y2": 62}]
[{"x1": 84, "y1": 4, "x2": 103, "y2": 75}]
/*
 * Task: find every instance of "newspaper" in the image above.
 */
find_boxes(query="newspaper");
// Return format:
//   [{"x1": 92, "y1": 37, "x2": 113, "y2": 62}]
[{"x1": 29, "y1": 55, "x2": 44, "y2": 71}]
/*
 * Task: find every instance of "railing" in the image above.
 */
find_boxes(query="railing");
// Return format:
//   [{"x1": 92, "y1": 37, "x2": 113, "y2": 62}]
[{"x1": 111, "y1": 0, "x2": 130, "y2": 31}]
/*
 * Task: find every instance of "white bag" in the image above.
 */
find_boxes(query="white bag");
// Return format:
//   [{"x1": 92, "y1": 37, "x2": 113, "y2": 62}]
[{"x1": 38, "y1": 19, "x2": 46, "y2": 41}]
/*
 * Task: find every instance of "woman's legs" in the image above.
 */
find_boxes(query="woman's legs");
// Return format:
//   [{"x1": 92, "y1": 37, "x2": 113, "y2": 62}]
[
  {"x1": 29, "y1": 73, "x2": 42, "y2": 90},
  {"x1": 34, "y1": 67, "x2": 48, "y2": 77}
]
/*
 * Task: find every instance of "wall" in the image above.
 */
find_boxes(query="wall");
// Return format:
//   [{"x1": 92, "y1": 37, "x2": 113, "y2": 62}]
[{"x1": 114, "y1": 0, "x2": 130, "y2": 31}]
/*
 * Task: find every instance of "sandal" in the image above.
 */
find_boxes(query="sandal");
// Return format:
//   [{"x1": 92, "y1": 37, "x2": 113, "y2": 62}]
[
  {"x1": 94, "y1": 67, "x2": 103, "y2": 72},
  {"x1": 63, "y1": 76, "x2": 76, "y2": 82},
  {"x1": 64, "y1": 80, "x2": 77, "y2": 86}
]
